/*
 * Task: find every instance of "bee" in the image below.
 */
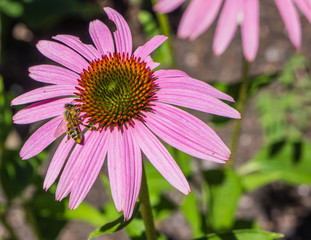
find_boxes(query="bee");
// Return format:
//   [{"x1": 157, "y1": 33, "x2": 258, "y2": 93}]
[{"x1": 54, "y1": 103, "x2": 95, "y2": 144}]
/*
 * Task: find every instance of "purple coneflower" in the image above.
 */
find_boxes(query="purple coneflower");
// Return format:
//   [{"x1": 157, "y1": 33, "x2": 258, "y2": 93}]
[
  {"x1": 154, "y1": 0, "x2": 311, "y2": 62},
  {"x1": 12, "y1": 7, "x2": 240, "y2": 219}
]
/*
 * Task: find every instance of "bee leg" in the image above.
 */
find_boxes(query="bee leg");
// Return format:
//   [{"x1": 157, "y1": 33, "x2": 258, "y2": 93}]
[
  {"x1": 79, "y1": 121, "x2": 97, "y2": 130},
  {"x1": 65, "y1": 134, "x2": 70, "y2": 143}
]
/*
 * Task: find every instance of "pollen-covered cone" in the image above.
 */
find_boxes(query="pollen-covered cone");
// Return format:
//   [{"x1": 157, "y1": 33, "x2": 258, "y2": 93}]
[{"x1": 11, "y1": 7, "x2": 240, "y2": 220}]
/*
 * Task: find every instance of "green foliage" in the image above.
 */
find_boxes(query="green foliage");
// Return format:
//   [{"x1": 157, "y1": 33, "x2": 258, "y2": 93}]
[
  {"x1": 0, "y1": 0, "x2": 24, "y2": 17},
  {"x1": 138, "y1": 10, "x2": 174, "y2": 67},
  {"x1": 256, "y1": 54, "x2": 311, "y2": 143},
  {"x1": 195, "y1": 229, "x2": 283, "y2": 240},
  {"x1": 204, "y1": 169, "x2": 243, "y2": 231},
  {"x1": 239, "y1": 141, "x2": 311, "y2": 188},
  {"x1": 0, "y1": 76, "x2": 12, "y2": 142},
  {"x1": 88, "y1": 204, "x2": 140, "y2": 239},
  {"x1": 181, "y1": 192, "x2": 205, "y2": 238}
]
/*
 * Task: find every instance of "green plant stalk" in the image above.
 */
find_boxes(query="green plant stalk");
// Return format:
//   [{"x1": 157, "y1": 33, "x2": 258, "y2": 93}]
[
  {"x1": 151, "y1": 0, "x2": 176, "y2": 68},
  {"x1": 229, "y1": 58, "x2": 251, "y2": 166},
  {"x1": 138, "y1": 164, "x2": 157, "y2": 240}
]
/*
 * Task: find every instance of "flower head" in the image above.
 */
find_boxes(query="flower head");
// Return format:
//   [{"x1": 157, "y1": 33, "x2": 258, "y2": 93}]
[
  {"x1": 154, "y1": 0, "x2": 311, "y2": 62},
  {"x1": 12, "y1": 7, "x2": 240, "y2": 219}
]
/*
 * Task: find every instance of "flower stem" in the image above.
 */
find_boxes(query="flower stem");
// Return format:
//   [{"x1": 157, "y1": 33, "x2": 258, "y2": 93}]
[
  {"x1": 139, "y1": 164, "x2": 157, "y2": 240},
  {"x1": 229, "y1": 58, "x2": 251, "y2": 166},
  {"x1": 151, "y1": 0, "x2": 177, "y2": 68}
]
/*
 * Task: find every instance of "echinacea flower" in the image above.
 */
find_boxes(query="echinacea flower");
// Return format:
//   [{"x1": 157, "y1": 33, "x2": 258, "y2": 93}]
[
  {"x1": 154, "y1": 0, "x2": 311, "y2": 62},
  {"x1": 12, "y1": 7, "x2": 240, "y2": 219}
]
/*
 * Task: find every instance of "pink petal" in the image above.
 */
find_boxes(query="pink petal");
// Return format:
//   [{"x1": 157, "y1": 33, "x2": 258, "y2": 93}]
[
  {"x1": 36, "y1": 40, "x2": 89, "y2": 73},
  {"x1": 43, "y1": 135, "x2": 75, "y2": 190},
  {"x1": 130, "y1": 120, "x2": 190, "y2": 195},
  {"x1": 122, "y1": 129, "x2": 142, "y2": 220},
  {"x1": 13, "y1": 97, "x2": 73, "y2": 124},
  {"x1": 133, "y1": 35, "x2": 168, "y2": 61},
  {"x1": 293, "y1": 0, "x2": 311, "y2": 23},
  {"x1": 11, "y1": 85, "x2": 76, "y2": 106},
  {"x1": 20, "y1": 116, "x2": 63, "y2": 160},
  {"x1": 144, "y1": 56, "x2": 160, "y2": 70},
  {"x1": 154, "y1": 69, "x2": 189, "y2": 78},
  {"x1": 104, "y1": 7, "x2": 132, "y2": 55},
  {"x1": 106, "y1": 129, "x2": 141, "y2": 219},
  {"x1": 89, "y1": 20, "x2": 115, "y2": 56},
  {"x1": 178, "y1": 0, "x2": 223, "y2": 40},
  {"x1": 213, "y1": 0, "x2": 243, "y2": 56},
  {"x1": 107, "y1": 129, "x2": 126, "y2": 212},
  {"x1": 29, "y1": 65, "x2": 79, "y2": 85},
  {"x1": 155, "y1": 70, "x2": 234, "y2": 102},
  {"x1": 275, "y1": 0, "x2": 301, "y2": 50},
  {"x1": 153, "y1": 0, "x2": 185, "y2": 13},
  {"x1": 69, "y1": 131, "x2": 109, "y2": 210},
  {"x1": 145, "y1": 102, "x2": 230, "y2": 163},
  {"x1": 241, "y1": 0, "x2": 259, "y2": 61},
  {"x1": 156, "y1": 88, "x2": 241, "y2": 119},
  {"x1": 55, "y1": 130, "x2": 94, "y2": 201},
  {"x1": 53, "y1": 35, "x2": 100, "y2": 61}
]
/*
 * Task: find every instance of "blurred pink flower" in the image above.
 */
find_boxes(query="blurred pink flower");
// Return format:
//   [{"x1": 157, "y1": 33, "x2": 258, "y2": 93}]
[
  {"x1": 154, "y1": 0, "x2": 311, "y2": 62},
  {"x1": 12, "y1": 7, "x2": 240, "y2": 219}
]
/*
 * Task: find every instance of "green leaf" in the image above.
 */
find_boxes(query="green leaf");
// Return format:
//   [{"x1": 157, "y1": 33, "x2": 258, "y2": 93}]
[
  {"x1": 0, "y1": 0, "x2": 24, "y2": 17},
  {"x1": 204, "y1": 169, "x2": 242, "y2": 231},
  {"x1": 238, "y1": 141, "x2": 311, "y2": 186},
  {"x1": 64, "y1": 201, "x2": 108, "y2": 227},
  {"x1": 88, "y1": 203, "x2": 140, "y2": 239},
  {"x1": 195, "y1": 229, "x2": 283, "y2": 240},
  {"x1": 0, "y1": 149, "x2": 35, "y2": 200},
  {"x1": 181, "y1": 192, "x2": 204, "y2": 238},
  {"x1": 240, "y1": 172, "x2": 281, "y2": 192}
]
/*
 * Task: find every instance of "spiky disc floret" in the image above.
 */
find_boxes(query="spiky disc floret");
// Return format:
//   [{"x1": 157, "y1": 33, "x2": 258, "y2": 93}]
[{"x1": 75, "y1": 52, "x2": 158, "y2": 131}]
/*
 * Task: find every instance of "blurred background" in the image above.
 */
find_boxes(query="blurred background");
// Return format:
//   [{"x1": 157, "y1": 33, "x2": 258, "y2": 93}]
[{"x1": 1, "y1": 0, "x2": 311, "y2": 239}]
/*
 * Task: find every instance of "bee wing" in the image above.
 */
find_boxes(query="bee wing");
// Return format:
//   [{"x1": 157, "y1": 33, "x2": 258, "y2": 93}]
[{"x1": 54, "y1": 119, "x2": 67, "y2": 138}]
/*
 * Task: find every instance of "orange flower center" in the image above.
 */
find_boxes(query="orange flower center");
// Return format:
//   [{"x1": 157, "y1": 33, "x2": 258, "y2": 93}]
[{"x1": 75, "y1": 53, "x2": 158, "y2": 131}]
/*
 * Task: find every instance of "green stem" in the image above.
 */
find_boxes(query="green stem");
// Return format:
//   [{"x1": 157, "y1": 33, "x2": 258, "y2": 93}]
[
  {"x1": 151, "y1": 0, "x2": 176, "y2": 68},
  {"x1": 229, "y1": 58, "x2": 251, "y2": 166},
  {"x1": 139, "y1": 164, "x2": 157, "y2": 240}
]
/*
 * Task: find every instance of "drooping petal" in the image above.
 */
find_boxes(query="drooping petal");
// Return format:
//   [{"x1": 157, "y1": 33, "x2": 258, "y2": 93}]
[
  {"x1": 20, "y1": 116, "x2": 63, "y2": 160},
  {"x1": 213, "y1": 0, "x2": 243, "y2": 56},
  {"x1": 29, "y1": 65, "x2": 79, "y2": 85},
  {"x1": 241, "y1": 0, "x2": 259, "y2": 61},
  {"x1": 293, "y1": 0, "x2": 311, "y2": 23},
  {"x1": 89, "y1": 20, "x2": 115, "y2": 56},
  {"x1": 36, "y1": 40, "x2": 89, "y2": 73},
  {"x1": 104, "y1": 7, "x2": 132, "y2": 55},
  {"x1": 122, "y1": 129, "x2": 142, "y2": 220},
  {"x1": 107, "y1": 129, "x2": 126, "y2": 212},
  {"x1": 43, "y1": 136, "x2": 75, "y2": 190},
  {"x1": 13, "y1": 97, "x2": 73, "y2": 124},
  {"x1": 69, "y1": 131, "x2": 109, "y2": 210},
  {"x1": 130, "y1": 120, "x2": 190, "y2": 195},
  {"x1": 275, "y1": 0, "x2": 301, "y2": 50},
  {"x1": 133, "y1": 35, "x2": 167, "y2": 61},
  {"x1": 178, "y1": 0, "x2": 223, "y2": 40},
  {"x1": 55, "y1": 130, "x2": 94, "y2": 201},
  {"x1": 11, "y1": 85, "x2": 76, "y2": 106},
  {"x1": 53, "y1": 35, "x2": 101, "y2": 61},
  {"x1": 155, "y1": 70, "x2": 234, "y2": 102},
  {"x1": 153, "y1": 0, "x2": 185, "y2": 13},
  {"x1": 156, "y1": 88, "x2": 241, "y2": 118},
  {"x1": 145, "y1": 102, "x2": 230, "y2": 163}
]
